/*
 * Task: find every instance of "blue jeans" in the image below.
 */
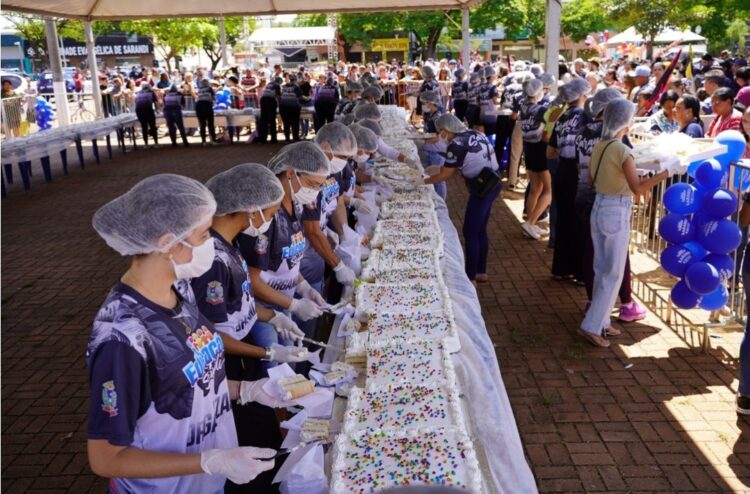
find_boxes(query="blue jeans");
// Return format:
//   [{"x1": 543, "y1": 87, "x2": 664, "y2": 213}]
[
  {"x1": 248, "y1": 320, "x2": 288, "y2": 373},
  {"x1": 462, "y1": 184, "x2": 501, "y2": 280},
  {"x1": 741, "y1": 268, "x2": 750, "y2": 396}
]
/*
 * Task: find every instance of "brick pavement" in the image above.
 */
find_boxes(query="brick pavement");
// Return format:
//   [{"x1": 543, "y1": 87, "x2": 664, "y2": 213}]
[{"x1": 1, "y1": 142, "x2": 749, "y2": 493}]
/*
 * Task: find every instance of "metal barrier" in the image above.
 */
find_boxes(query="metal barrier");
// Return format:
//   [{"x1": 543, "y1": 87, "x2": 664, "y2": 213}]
[{"x1": 1, "y1": 96, "x2": 25, "y2": 138}]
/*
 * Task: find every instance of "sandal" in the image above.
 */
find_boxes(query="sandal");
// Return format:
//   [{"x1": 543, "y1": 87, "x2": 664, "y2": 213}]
[
  {"x1": 577, "y1": 329, "x2": 610, "y2": 348},
  {"x1": 476, "y1": 274, "x2": 489, "y2": 283},
  {"x1": 604, "y1": 327, "x2": 621, "y2": 336}
]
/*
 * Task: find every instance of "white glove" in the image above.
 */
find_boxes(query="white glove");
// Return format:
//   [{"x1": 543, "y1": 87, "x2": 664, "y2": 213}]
[
  {"x1": 238, "y1": 378, "x2": 297, "y2": 408},
  {"x1": 350, "y1": 198, "x2": 373, "y2": 214},
  {"x1": 334, "y1": 261, "x2": 356, "y2": 285},
  {"x1": 425, "y1": 165, "x2": 442, "y2": 177},
  {"x1": 665, "y1": 157, "x2": 687, "y2": 176},
  {"x1": 404, "y1": 157, "x2": 419, "y2": 168},
  {"x1": 295, "y1": 280, "x2": 327, "y2": 307},
  {"x1": 200, "y1": 447, "x2": 275, "y2": 484},
  {"x1": 289, "y1": 298, "x2": 323, "y2": 321},
  {"x1": 372, "y1": 176, "x2": 389, "y2": 186},
  {"x1": 409, "y1": 174, "x2": 426, "y2": 186},
  {"x1": 269, "y1": 311, "x2": 304, "y2": 341},
  {"x1": 267, "y1": 343, "x2": 309, "y2": 363}
]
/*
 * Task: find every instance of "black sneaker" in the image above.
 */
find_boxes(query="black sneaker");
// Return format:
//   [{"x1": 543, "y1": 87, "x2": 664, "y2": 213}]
[{"x1": 737, "y1": 395, "x2": 750, "y2": 415}]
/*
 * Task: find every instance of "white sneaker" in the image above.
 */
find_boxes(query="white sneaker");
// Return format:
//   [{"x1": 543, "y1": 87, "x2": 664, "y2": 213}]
[
  {"x1": 535, "y1": 225, "x2": 550, "y2": 237},
  {"x1": 521, "y1": 222, "x2": 541, "y2": 240}
]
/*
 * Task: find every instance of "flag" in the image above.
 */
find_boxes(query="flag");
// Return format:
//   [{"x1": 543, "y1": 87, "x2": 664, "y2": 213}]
[
  {"x1": 685, "y1": 45, "x2": 694, "y2": 80},
  {"x1": 646, "y1": 49, "x2": 681, "y2": 113}
]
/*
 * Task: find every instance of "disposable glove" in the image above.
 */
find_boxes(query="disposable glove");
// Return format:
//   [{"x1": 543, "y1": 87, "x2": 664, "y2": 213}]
[
  {"x1": 425, "y1": 165, "x2": 442, "y2": 177},
  {"x1": 325, "y1": 228, "x2": 340, "y2": 248},
  {"x1": 334, "y1": 261, "x2": 356, "y2": 285},
  {"x1": 269, "y1": 311, "x2": 304, "y2": 341},
  {"x1": 238, "y1": 378, "x2": 298, "y2": 408},
  {"x1": 350, "y1": 198, "x2": 373, "y2": 214},
  {"x1": 296, "y1": 280, "x2": 327, "y2": 307},
  {"x1": 267, "y1": 343, "x2": 309, "y2": 363},
  {"x1": 289, "y1": 298, "x2": 323, "y2": 321},
  {"x1": 200, "y1": 447, "x2": 275, "y2": 484}
]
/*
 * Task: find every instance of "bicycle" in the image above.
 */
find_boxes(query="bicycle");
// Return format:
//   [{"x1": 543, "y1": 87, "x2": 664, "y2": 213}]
[{"x1": 70, "y1": 97, "x2": 96, "y2": 123}]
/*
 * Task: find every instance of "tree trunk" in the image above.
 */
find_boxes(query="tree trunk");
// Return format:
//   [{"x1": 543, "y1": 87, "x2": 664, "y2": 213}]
[
  {"x1": 424, "y1": 26, "x2": 442, "y2": 60},
  {"x1": 646, "y1": 34, "x2": 655, "y2": 60}
]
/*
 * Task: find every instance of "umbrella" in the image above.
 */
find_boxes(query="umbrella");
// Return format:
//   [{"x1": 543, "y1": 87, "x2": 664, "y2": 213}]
[{"x1": 0, "y1": 73, "x2": 24, "y2": 90}]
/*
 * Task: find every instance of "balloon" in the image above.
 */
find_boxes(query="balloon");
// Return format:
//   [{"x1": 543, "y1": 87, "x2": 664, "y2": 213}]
[
  {"x1": 658, "y1": 214, "x2": 696, "y2": 244},
  {"x1": 715, "y1": 130, "x2": 747, "y2": 164},
  {"x1": 703, "y1": 253, "x2": 735, "y2": 282},
  {"x1": 671, "y1": 280, "x2": 702, "y2": 309},
  {"x1": 684, "y1": 262, "x2": 721, "y2": 295},
  {"x1": 699, "y1": 284, "x2": 729, "y2": 311},
  {"x1": 683, "y1": 241, "x2": 708, "y2": 260},
  {"x1": 663, "y1": 183, "x2": 702, "y2": 214},
  {"x1": 697, "y1": 219, "x2": 742, "y2": 254},
  {"x1": 691, "y1": 211, "x2": 711, "y2": 230},
  {"x1": 695, "y1": 159, "x2": 725, "y2": 189},
  {"x1": 702, "y1": 188, "x2": 738, "y2": 218},
  {"x1": 660, "y1": 243, "x2": 702, "y2": 277}
]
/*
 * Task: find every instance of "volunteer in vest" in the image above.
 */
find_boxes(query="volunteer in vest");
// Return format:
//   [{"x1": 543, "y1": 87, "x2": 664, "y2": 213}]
[
  {"x1": 420, "y1": 91, "x2": 448, "y2": 199},
  {"x1": 423, "y1": 114, "x2": 500, "y2": 284},
  {"x1": 477, "y1": 66, "x2": 500, "y2": 145},
  {"x1": 335, "y1": 81, "x2": 363, "y2": 119},
  {"x1": 279, "y1": 74, "x2": 303, "y2": 142},
  {"x1": 575, "y1": 90, "x2": 647, "y2": 324},
  {"x1": 238, "y1": 142, "x2": 330, "y2": 353},
  {"x1": 518, "y1": 79, "x2": 552, "y2": 240},
  {"x1": 197, "y1": 164, "x2": 310, "y2": 493},
  {"x1": 163, "y1": 85, "x2": 189, "y2": 148},
  {"x1": 546, "y1": 78, "x2": 591, "y2": 280},
  {"x1": 580, "y1": 99, "x2": 670, "y2": 347},
  {"x1": 258, "y1": 77, "x2": 281, "y2": 144},
  {"x1": 87, "y1": 174, "x2": 278, "y2": 493},
  {"x1": 349, "y1": 123, "x2": 382, "y2": 190},
  {"x1": 417, "y1": 65, "x2": 440, "y2": 117},
  {"x1": 314, "y1": 73, "x2": 340, "y2": 131},
  {"x1": 451, "y1": 69, "x2": 470, "y2": 123},
  {"x1": 135, "y1": 82, "x2": 158, "y2": 147},
  {"x1": 196, "y1": 78, "x2": 217, "y2": 146}
]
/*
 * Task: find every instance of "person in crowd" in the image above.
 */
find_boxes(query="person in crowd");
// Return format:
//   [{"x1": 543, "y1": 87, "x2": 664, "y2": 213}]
[
  {"x1": 420, "y1": 91, "x2": 448, "y2": 199},
  {"x1": 335, "y1": 81, "x2": 363, "y2": 118},
  {"x1": 424, "y1": 114, "x2": 500, "y2": 284},
  {"x1": 701, "y1": 70, "x2": 727, "y2": 114},
  {"x1": 353, "y1": 102, "x2": 382, "y2": 124},
  {"x1": 674, "y1": 94, "x2": 705, "y2": 138},
  {"x1": 314, "y1": 73, "x2": 340, "y2": 131},
  {"x1": 738, "y1": 172, "x2": 750, "y2": 416},
  {"x1": 162, "y1": 85, "x2": 189, "y2": 148},
  {"x1": 156, "y1": 71, "x2": 171, "y2": 90},
  {"x1": 707, "y1": 87, "x2": 741, "y2": 137},
  {"x1": 99, "y1": 75, "x2": 117, "y2": 118},
  {"x1": 648, "y1": 90, "x2": 680, "y2": 133},
  {"x1": 438, "y1": 68, "x2": 452, "y2": 110},
  {"x1": 580, "y1": 99, "x2": 670, "y2": 347},
  {"x1": 630, "y1": 66, "x2": 653, "y2": 102},
  {"x1": 500, "y1": 71, "x2": 526, "y2": 190},
  {"x1": 736, "y1": 66, "x2": 750, "y2": 108},
  {"x1": 518, "y1": 79, "x2": 552, "y2": 240},
  {"x1": 742, "y1": 105, "x2": 750, "y2": 159},
  {"x1": 279, "y1": 74, "x2": 303, "y2": 142},
  {"x1": 477, "y1": 66, "x2": 500, "y2": 145},
  {"x1": 465, "y1": 71, "x2": 482, "y2": 130},
  {"x1": 134, "y1": 82, "x2": 158, "y2": 147},
  {"x1": 1, "y1": 78, "x2": 21, "y2": 137},
  {"x1": 196, "y1": 78, "x2": 217, "y2": 145},
  {"x1": 298, "y1": 72, "x2": 314, "y2": 137},
  {"x1": 451, "y1": 69, "x2": 469, "y2": 123},
  {"x1": 241, "y1": 68, "x2": 260, "y2": 108},
  {"x1": 258, "y1": 76, "x2": 281, "y2": 144},
  {"x1": 87, "y1": 174, "x2": 280, "y2": 492},
  {"x1": 73, "y1": 67, "x2": 84, "y2": 95},
  {"x1": 635, "y1": 89, "x2": 654, "y2": 117},
  {"x1": 238, "y1": 142, "x2": 329, "y2": 355}
]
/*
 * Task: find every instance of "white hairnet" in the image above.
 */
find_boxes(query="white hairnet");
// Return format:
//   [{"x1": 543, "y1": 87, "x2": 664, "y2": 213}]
[
  {"x1": 346, "y1": 81, "x2": 363, "y2": 92},
  {"x1": 483, "y1": 66, "x2": 496, "y2": 78},
  {"x1": 92, "y1": 174, "x2": 217, "y2": 256},
  {"x1": 558, "y1": 78, "x2": 591, "y2": 103},
  {"x1": 314, "y1": 121, "x2": 358, "y2": 157},
  {"x1": 362, "y1": 86, "x2": 383, "y2": 100},
  {"x1": 601, "y1": 98, "x2": 635, "y2": 140},
  {"x1": 338, "y1": 113, "x2": 356, "y2": 126},
  {"x1": 349, "y1": 124, "x2": 379, "y2": 153},
  {"x1": 353, "y1": 103, "x2": 381, "y2": 121},
  {"x1": 538, "y1": 73, "x2": 556, "y2": 89},
  {"x1": 469, "y1": 71, "x2": 481, "y2": 83},
  {"x1": 357, "y1": 118, "x2": 383, "y2": 136},
  {"x1": 529, "y1": 64, "x2": 543, "y2": 77},
  {"x1": 523, "y1": 79, "x2": 544, "y2": 98},
  {"x1": 206, "y1": 163, "x2": 284, "y2": 215},
  {"x1": 585, "y1": 88, "x2": 623, "y2": 118},
  {"x1": 422, "y1": 65, "x2": 435, "y2": 78},
  {"x1": 435, "y1": 113, "x2": 466, "y2": 134},
  {"x1": 267, "y1": 141, "x2": 330, "y2": 176},
  {"x1": 419, "y1": 91, "x2": 441, "y2": 105}
]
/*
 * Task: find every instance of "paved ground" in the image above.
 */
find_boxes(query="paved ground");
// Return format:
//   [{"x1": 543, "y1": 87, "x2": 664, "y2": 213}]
[{"x1": 2, "y1": 137, "x2": 749, "y2": 493}]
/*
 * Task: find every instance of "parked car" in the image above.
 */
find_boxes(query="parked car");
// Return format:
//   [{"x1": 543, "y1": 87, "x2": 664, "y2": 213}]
[
  {"x1": 37, "y1": 70, "x2": 76, "y2": 95},
  {"x1": 0, "y1": 71, "x2": 28, "y2": 94}
]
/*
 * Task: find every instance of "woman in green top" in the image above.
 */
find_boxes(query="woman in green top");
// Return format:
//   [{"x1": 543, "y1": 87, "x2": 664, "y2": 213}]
[{"x1": 579, "y1": 99, "x2": 669, "y2": 348}]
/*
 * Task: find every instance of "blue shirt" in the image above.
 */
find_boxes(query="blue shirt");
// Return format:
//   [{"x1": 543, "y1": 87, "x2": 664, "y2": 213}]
[
  {"x1": 444, "y1": 130, "x2": 499, "y2": 179},
  {"x1": 680, "y1": 122, "x2": 705, "y2": 138}
]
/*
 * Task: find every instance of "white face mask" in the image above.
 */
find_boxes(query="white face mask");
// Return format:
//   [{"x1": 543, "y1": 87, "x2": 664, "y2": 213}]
[
  {"x1": 290, "y1": 173, "x2": 319, "y2": 206},
  {"x1": 171, "y1": 237, "x2": 215, "y2": 280},
  {"x1": 244, "y1": 209, "x2": 272, "y2": 237},
  {"x1": 330, "y1": 156, "x2": 348, "y2": 173},
  {"x1": 354, "y1": 154, "x2": 368, "y2": 164}
]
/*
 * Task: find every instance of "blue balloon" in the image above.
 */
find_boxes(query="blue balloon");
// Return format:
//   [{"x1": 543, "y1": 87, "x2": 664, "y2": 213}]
[
  {"x1": 697, "y1": 219, "x2": 742, "y2": 254},
  {"x1": 732, "y1": 166, "x2": 750, "y2": 190},
  {"x1": 695, "y1": 159, "x2": 725, "y2": 189},
  {"x1": 684, "y1": 262, "x2": 721, "y2": 295},
  {"x1": 683, "y1": 241, "x2": 708, "y2": 261},
  {"x1": 671, "y1": 280, "x2": 702, "y2": 309},
  {"x1": 663, "y1": 183, "x2": 702, "y2": 214},
  {"x1": 658, "y1": 214, "x2": 696, "y2": 244},
  {"x1": 716, "y1": 130, "x2": 747, "y2": 164},
  {"x1": 699, "y1": 284, "x2": 729, "y2": 311},
  {"x1": 702, "y1": 188, "x2": 738, "y2": 218},
  {"x1": 660, "y1": 243, "x2": 701, "y2": 277},
  {"x1": 703, "y1": 253, "x2": 735, "y2": 282}
]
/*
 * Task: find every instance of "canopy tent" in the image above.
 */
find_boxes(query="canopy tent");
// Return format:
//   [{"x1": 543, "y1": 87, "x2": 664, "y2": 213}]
[
  {"x1": 248, "y1": 26, "x2": 335, "y2": 47},
  {"x1": 605, "y1": 26, "x2": 706, "y2": 46}
]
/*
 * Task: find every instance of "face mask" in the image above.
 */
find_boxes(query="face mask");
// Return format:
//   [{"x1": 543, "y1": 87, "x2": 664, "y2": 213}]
[
  {"x1": 171, "y1": 237, "x2": 215, "y2": 280},
  {"x1": 290, "y1": 173, "x2": 319, "y2": 206},
  {"x1": 354, "y1": 154, "x2": 368, "y2": 164},
  {"x1": 330, "y1": 157, "x2": 348, "y2": 173},
  {"x1": 244, "y1": 209, "x2": 272, "y2": 237}
]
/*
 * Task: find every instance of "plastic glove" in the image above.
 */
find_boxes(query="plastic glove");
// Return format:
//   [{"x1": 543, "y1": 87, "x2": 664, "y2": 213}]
[
  {"x1": 296, "y1": 280, "x2": 327, "y2": 307},
  {"x1": 289, "y1": 298, "x2": 323, "y2": 321},
  {"x1": 325, "y1": 228, "x2": 340, "y2": 248},
  {"x1": 269, "y1": 311, "x2": 304, "y2": 341},
  {"x1": 201, "y1": 447, "x2": 275, "y2": 484},
  {"x1": 371, "y1": 176, "x2": 389, "y2": 186},
  {"x1": 425, "y1": 165, "x2": 442, "y2": 177},
  {"x1": 665, "y1": 158, "x2": 687, "y2": 176},
  {"x1": 409, "y1": 175, "x2": 426, "y2": 186},
  {"x1": 334, "y1": 261, "x2": 356, "y2": 285},
  {"x1": 350, "y1": 198, "x2": 373, "y2": 214},
  {"x1": 267, "y1": 343, "x2": 309, "y2": 363},
  {"x1": 238, "y1": 378, "x2": 297, "y2": 408},
  {"x1": 404, "y1": 157, "x2": 419, "y2": 168}
]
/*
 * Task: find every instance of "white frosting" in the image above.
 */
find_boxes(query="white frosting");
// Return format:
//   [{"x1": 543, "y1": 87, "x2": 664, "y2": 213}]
[{"x1": 355, "y1": 282, "x2": 445, "y2": 316}]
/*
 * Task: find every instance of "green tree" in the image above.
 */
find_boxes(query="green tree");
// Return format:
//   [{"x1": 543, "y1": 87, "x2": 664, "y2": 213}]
[
  {"x1": 561, "y1": 0, "x2": 609, "y2": 42},
  {"x1": 200, "y1": 17, "x2": 252, "y2": 71},
  {"x1": 121, "y1": 18, "x2": 216, "y2": 71}
]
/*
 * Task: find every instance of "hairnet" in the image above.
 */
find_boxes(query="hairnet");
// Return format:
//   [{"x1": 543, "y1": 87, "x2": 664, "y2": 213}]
[
  {"x1": 435, "y1": 113, "x2": 466, "y2": 134},
  {"x1": 455, "y1": 68, "x2": 465, "y2": 78},
  {"x1": 419, "y1": 91, "x2": 441, "y2": 105},
  {"x1": 346, "y1": 81, "x2": 363, "y2": 92},
  {"x1": 353, "y1": 103, "x2": 381, "y2": 121},
  {"x1": 601, "y1": 98, "x2": 635, "y2": 140},
  {"x1": 538, "y1": 73, "x2": 555, "y2": 88},
  {"x1": 422, "y1": 65, "x2": 435, "y2": 78},
  {"x1": 469, "y1": 71, "x2": 481, "y2": 83},
  {"x1": 558, "y1": 78, "x2": 591, "y2": 102},
  {"x1": 92, "y1": 174, "x2": 217, "y2": 256},
  {"x1": 350, "y1": 124, "x2": 379, "y2": 153},
  {"x1": 314, "y1": 121, "x2": 358, "y2": 157},
  {"x1": 356, "y1": 118, "x2": 383, "y2": 137},
  {"x1": 267, "y1": 141, "x2": 330, "y2": 176},
  {"x1": 585, "y1": 88, "x2": 623, "y2": 118},
  {"x1": 483, "y1": 66, "x2": 496, "y2": 78},
  {"x1": 513, "y1": 61, "x2": 527, "y2": 71},
  {"x1": 529, "y1": 64, "x2": 543, "y2": 77},
  {"x1": 338, "y1": 113, "x2": 356, "y2": 126},
  {"x1": 362, "y1": 85, "x2": 383, "y2": 100},
  {"x1": 523, "y1": 79, "x2": 544, "y2": 98},
  {"x1": 206, "y1": 163, "x2": 284, "y2": 215}
]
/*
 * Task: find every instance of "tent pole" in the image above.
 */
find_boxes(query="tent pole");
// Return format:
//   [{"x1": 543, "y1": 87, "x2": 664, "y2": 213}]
[
  {"x1": 544, "y1": 0, "x2": 561, "y2": 95},
  {"x1": 84, "y1": 21, "x2": 103, "y2": 118},
  {"x1": 219, "y1": 17, "x2": 228, "y2": 67},
  {"x1": 44, "y1": 18, "x2": 70, "y2": 126},
  {"x1": 461, "y1": 8, "x2": 470, "y2": 69}
]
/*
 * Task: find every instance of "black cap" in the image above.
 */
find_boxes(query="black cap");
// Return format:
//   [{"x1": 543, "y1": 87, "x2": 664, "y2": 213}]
[{"x1": 701, "y1": 53, "x2": 714, "y2": 61}]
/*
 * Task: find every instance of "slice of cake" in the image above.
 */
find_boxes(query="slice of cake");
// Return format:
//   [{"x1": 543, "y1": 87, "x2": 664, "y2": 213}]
[
  {"x1": 278, "y1": 375, "x2": 315, "y2": 400},
  {"x1": 300, "y1": 419, "x2": 330, "y2": 443}
]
